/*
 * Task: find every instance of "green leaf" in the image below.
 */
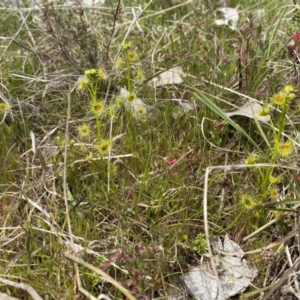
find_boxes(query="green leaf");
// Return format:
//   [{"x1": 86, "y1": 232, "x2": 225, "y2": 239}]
[{"x1": 192, "y1": 89, "x2": 261, "y2": 152}]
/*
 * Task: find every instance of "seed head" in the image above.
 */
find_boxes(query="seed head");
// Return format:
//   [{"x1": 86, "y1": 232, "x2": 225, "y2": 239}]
[
  {"x1": 77, "y1": 76, "x2": 89, "y2": 90},
  {"x1": 85, "y1": 69, "x2": 97, "y2": 76},
  {"x1": 283, "y1": 84, "x2": 295, "y2": 93},
  {"x1": 122, "y1": 41, "x2": 132, "y2": 50}
]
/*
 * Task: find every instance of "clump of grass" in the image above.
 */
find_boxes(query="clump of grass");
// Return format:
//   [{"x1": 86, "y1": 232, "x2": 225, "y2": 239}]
[{"x1": 1, "y1": 0, "x2": 300, "y2": 299}]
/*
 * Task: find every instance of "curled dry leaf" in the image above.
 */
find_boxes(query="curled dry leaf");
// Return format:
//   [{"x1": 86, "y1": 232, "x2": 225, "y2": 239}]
[
  {"x1": 119, "y1": 87, "x2": 149, "y2": 120},
  {"x1": 176, "y1": 235, "x2": 258, "y2": 300},
  {"x1": 224, "y1": 101, "x2": 270, "y2": 122},
  {"x1": 171, "y1": 98, "x2": 197, "y2": 118},
  {"x1": 150, "y1": 65, "x2": 184, "y2": 87},
  {"x1": 215, "y1": 7, "x2": 239, "y2": 31}
]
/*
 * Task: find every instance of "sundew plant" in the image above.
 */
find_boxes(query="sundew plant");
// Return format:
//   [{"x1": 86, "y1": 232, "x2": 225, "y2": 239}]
[{"x1": 1, "y1": 0, "x2": 300, "y2": 299}]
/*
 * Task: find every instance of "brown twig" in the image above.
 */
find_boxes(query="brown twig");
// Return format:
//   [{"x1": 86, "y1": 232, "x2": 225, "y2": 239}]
[{"x1": 105, "y1": 0, "x2": 121, "y2": 63}]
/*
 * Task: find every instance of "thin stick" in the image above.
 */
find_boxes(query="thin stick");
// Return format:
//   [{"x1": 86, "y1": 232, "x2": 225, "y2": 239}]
[
  {"x1": 63, "y1": 91, "x2": 75, "y2": 250},
  {"x1": 203, "y1": 166, "x2": 226, "y2": 299},
  {"x1": 262, "y1": 257, "x2": 300, "y2": 300},
  {"x1": 107, "y1": 116, "x2": 113, "y2": 191},
  {"x1": 64, "y1": 252, "x2": 137, "y2": 300},
  {"x1": 63, "y1": 90, "x2": 83, "y2": 294},
  {"x1": 15, "y1": 0, "x2": 36, "y2": 47},
  {"x1": 0, "y1": 292, "x2": 20, "y2": 300},
  {"x1": 243, "y1": 218, "x2": 277, "y2": 241},
  {"x1": 104, "y1": 0, "x2": 121, "y2": 63},
  {"x1": 0, "y1": 277, "x2": 43, "y2": 300}
]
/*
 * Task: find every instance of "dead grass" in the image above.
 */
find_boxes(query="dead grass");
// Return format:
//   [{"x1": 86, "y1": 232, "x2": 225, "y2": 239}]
[{"x1": 0, "y1": 0, "x2": 300, "y2": 299}]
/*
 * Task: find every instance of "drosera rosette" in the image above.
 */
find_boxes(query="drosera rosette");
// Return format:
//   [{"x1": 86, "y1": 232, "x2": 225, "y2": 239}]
[
  {"x1": 283, "y1": 84, "x2": 296, "y2": 98},
  {"x1": 77, "y1": 75, "x2": 89, "y2": 91},
  {"x1": 275, "y1": 140, "x2": 293, "y2": 157},
  {"x1": 269, "y1": 174, "x2": 281, "y2": 184},
  {"x1": 115, "y1": 57, "x2": 123, "y2": 70},
  {"x1": 244, "y1": 152, "x2": 258, "y2": 165},
  {"x1": 267, "y1": 174, "x2": 281, "y2": 203},
  {"x1": 0, "y1": 102, "x2": 10, "y2": 115},
  {"x1": 118, "y1": 87, "x2": 149, "y2": 120},
  {"x1": 272, "y1": 208, "x2": 284, "y2": 221},
  {"x1": 241, "y1": 194, "x2": 257, "y2": 211},
  {"x1": 90, "y1": 100, "x2": 105, "y2": 116},
  {"x1": 77, "y1": 123, "x2": 91, "y2": 139},
  {"x1": 269, "y1": 84, "x2": 297, "y2": 146},
  {"x1": 239, "y1": 193, "x2": 266, "y2": 232},
  {"x1": 272, "y1": 91, "x2": 287, "y2": 106},
  {"x1": 107, "y1": 103, "x2": 122, "y2": 122},
  {"x1": 135, "y1": 69, "x2": 145, "y2": 84},
  {"x1": 97, "y1": 67, "x2": 108, "y2": 81},
  {"x1": 268, "y1": 187, "x2": 279, "y2": 201},
  {"x1": 258, "y1": 104, "x2": 270, "y2": 117},
  {"x1": 97, "y1": 139, "x2": 112, "y2": 155},
  {"x1": 272, "y1": 84, "x2": 296, "y2": 107},
  {"x1": 0, "y1": 102, "x2": 11, "y2": 124},
  {"x1": 127, "y1": 49, "x2": 138, "y2": 62},
  {"x1": 121, "y1": 41, "x2": 132, "y2": 50},
  {"x1": 108, "y1": 104, "x2": 116, "y2": 119},
  {"x1": 90, "y1": 99, "x2": 106, "y2": 142},
  {"x1": 126, "y1": 92, "x2": 137, "y2": 104}
]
